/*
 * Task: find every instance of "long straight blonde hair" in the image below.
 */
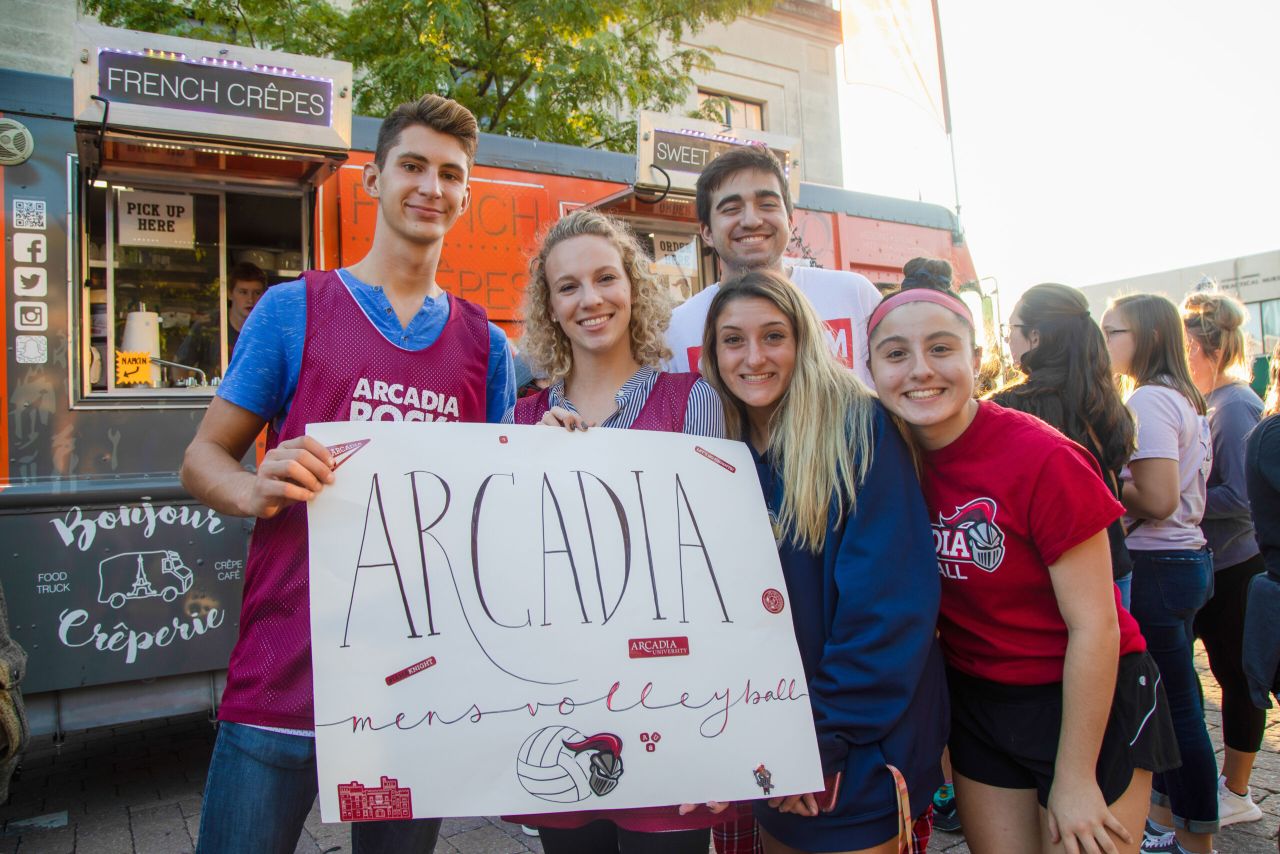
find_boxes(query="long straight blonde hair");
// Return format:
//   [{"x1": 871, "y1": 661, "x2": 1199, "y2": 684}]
[{"x1": 700, "y1": 270, "x2": 876, "y2": 552}]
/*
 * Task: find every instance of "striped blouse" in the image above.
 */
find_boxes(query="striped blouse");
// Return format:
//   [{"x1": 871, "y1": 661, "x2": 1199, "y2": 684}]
[{"x1": 501, "y1": 366, "x2": 725, "y2": 439}]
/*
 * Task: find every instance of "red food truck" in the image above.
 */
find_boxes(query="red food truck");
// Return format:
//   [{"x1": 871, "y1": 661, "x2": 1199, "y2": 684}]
[{"x1": 0, "y1": 24, "x2": 978, "y2": 738}]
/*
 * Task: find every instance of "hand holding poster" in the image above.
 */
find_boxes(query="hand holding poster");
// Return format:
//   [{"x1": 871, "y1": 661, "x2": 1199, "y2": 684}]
[{"x1": 307, "y1": 421, "x2": 822, "y2": 821}]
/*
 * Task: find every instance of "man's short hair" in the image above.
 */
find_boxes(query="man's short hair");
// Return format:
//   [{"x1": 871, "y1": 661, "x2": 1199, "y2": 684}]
[
  {"x1": 229, "y1": 262, "x2": 267, "y2": 289},
  {"x1": 374, "y1": 95, "x2": 479, "y2": 170},
  {"x1": 695, "y1": 144, "x2": 794, "y2": 226}
]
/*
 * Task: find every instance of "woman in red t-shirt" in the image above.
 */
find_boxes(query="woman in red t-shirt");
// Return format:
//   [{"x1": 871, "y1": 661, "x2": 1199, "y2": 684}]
[{"x1": 865, "y1": 269, "x2": 1179, "y2": 854}]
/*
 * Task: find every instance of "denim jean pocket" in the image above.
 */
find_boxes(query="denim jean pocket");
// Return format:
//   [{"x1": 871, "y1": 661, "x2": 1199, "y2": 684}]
[{"x1": 1149, "y1": 552, "x2": 1212, "y2": 619}]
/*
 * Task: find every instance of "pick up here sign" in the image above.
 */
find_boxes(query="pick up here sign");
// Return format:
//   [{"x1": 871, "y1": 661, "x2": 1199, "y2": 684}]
[
  {"x1": 117, "y1": 190, "x2": 194, "y2": 249},
  {"x1": 307, "y1": 422, "x2": 822, "y2": 821}
]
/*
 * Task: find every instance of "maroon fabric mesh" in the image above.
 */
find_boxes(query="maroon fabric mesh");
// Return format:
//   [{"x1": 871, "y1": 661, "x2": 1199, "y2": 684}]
[
  {"x1": 513, "y1": 371, "x2": 698, "y2": 431},
  {"x1": 218, "y1": 269, "x2": 489, "y2": 729}
]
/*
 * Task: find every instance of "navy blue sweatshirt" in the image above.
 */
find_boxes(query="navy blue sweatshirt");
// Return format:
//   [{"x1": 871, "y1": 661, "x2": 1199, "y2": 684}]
[{"x1": 752, "y1": 402, "x2": 948, "y2": 850}]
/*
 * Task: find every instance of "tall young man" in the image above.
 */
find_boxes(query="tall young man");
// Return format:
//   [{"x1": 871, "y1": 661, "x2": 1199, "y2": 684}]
[
  {"x1": 181, "y1": 95, "x2": 514, "y2": 854},
  {"x1": 664, "y1": 146, "x2": 881, "y2": 386}
]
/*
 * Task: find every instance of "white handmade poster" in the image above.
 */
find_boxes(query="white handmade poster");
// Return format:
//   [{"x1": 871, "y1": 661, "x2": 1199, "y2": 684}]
[{"x1": 308, "y1": 421, "x2": 822, "y2": 822}]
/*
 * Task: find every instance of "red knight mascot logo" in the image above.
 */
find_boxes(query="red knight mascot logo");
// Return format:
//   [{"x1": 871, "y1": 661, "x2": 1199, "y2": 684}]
[{"x1": 936, "y1": 498, "x2": 1006, "y2": 572}]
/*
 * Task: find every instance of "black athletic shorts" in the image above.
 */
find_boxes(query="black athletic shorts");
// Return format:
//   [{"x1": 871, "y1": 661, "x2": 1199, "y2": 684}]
[{"x1": 947, "y1": 651, "x2": 1181, "y2": 807}]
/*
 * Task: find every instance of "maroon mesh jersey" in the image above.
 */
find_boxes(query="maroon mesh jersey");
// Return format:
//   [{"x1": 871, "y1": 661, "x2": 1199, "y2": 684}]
[
  {"x1": 513, "y1": 372, "x2": 698, "y2": 430},
  {"x1": 217, "y1": 270, "x2": 489, "y2": 729}
]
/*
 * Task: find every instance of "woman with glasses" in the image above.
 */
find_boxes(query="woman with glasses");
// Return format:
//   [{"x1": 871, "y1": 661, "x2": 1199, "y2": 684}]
[
  {"x1": 991, "y1": 284, "x2": 1137, "y2": 606},
  {"x1": 1102, "y1": 294, "x2": 1215, "y2": 854}
]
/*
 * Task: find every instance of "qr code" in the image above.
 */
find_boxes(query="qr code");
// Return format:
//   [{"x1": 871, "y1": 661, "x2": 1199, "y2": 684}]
[{"x1": 13, "y1": 199, "x2": 46, "y2": 231}]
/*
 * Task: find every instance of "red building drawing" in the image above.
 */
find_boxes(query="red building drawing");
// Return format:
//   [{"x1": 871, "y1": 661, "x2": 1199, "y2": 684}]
[{"x1": 337, "y1": 776, "x2": 414, "y2": 821}]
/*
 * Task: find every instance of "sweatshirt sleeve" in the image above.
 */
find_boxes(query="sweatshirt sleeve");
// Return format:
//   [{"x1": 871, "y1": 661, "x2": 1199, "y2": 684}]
[
  {"x1": 1205, "y1": 399, "x2": 1260, "y2": 520},
  {"x1": 808, "y1": 407, "x2": 942, "y2": 773}
]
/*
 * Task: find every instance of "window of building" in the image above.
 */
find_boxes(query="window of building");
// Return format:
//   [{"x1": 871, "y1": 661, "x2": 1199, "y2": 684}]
[
  {"x1": 80, "y1": 177, "x2": 307, "y2": 401},
  {"x1": 697, "y1": 91, "x2": 765, "y2": 131}
]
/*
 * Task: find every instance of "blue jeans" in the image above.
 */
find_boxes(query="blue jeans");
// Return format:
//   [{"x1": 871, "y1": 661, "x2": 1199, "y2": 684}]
[
  {"x1": 1128, "y1": 548, "x2": 1218, "y2": 835},
  {"x1": 1115, "y1": 572, "x2": 1132, "y2": 611},
  {"x1": 197, "y1": 722, "x2": 442, "y2": 854}
]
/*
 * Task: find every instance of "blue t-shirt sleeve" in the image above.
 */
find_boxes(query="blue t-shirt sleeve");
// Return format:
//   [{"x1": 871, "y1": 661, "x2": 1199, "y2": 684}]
[
  {"x1": 486, "y1": 323, "x2": 516, "y2": 424},
  {"x1": 216, "y1": 279, "x2": 306, "y2": 422}
]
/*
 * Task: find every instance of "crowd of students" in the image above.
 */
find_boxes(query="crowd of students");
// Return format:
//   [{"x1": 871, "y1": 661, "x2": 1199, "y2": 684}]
[{"x1": 180, "y1": 93, "x2": 1279, "y2": 854}]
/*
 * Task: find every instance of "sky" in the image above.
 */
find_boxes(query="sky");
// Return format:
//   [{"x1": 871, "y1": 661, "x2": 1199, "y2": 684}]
[{"x1": 837, "y1": 0, "x2": 1280, "y2": 315}]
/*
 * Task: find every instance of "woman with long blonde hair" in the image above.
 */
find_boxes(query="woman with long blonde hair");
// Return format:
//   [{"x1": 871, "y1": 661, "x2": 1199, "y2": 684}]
[
  {"x1": 701, "y1": 269, "x2": 947, "y2": 854},
  {"x1": 1102, "y1": 294, "x2": 1216, "y2": 853},
  {"x1": 1181, "y1": 291, "x2": 1266, "y2": 830}
]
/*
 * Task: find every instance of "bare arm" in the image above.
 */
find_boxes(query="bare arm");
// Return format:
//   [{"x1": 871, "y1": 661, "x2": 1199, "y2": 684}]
[
  {"x1": 180, "y1": 397, "x2": 333, "y2": 519},
  {"x1": 1045, "y1": 530, "x2": 1128, "y2": 853},
  {"x1": 1121, "y1": 457, "x2": 1179, "y2": 520}
]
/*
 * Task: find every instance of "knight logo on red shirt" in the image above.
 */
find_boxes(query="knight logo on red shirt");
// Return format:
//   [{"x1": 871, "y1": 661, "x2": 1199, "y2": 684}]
[
  {"x1": 627, "y1": 636, "x2": 690, "y2": 658},
  {"x1": 337, "y1": 776, "x2": 413, "y2": 821},
  {"x1": 934, "y1": 497, "x2": 1006, "y2": 575}
]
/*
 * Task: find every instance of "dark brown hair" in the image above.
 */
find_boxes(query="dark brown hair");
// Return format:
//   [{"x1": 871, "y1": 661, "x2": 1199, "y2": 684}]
[
  {"x1": 990, "y1": 283, "x2": 1135, "y2": 474},
  {"x1": 374, "y1": 95, "x2": 479, "y2": 169},
  {"x1": 695, "y1": 145, "x2": 793, "y2": 227},
  {"x1": 228, "y1": 261, "x2": 266, "y2": 288}
]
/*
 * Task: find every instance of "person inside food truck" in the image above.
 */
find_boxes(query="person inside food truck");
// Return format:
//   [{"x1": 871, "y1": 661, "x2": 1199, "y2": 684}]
[
  {"x1": 663, "y1": 145, "x2": 882, "y2": 389},
  {"x1": 174, "y1": 261, "x2": 267, "y2": 381},
  {"x1": 180, "y1": 94, "x2": 514, "y2": 854}
]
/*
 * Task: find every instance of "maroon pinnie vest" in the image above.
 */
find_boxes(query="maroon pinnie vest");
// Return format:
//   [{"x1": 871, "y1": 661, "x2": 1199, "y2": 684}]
[
  {"x1": 218, "y1": 270, "x2": 489, "y2": 729},
  {"x1": 513, "y1": 372, "x2": 699, "y2": 430}
]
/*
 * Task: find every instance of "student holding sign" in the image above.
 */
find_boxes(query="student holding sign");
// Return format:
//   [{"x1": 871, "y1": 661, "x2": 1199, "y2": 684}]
[
  {"x1": 700, "y1": 270, "x2": 947, "y2": 854},
  {"x1": 865, "y1": 271, "x2": 1180, "y2": 854},
  {"x1": 181, "y1": 95, "x2": 514, "y2": 854},
  {"x1": 502, "y1": 208, "x2": 727, "y2": 852}
]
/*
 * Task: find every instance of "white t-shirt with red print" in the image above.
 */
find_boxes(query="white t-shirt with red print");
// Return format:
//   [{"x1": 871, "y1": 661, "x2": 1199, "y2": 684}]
[
  {"x1": 664, "y1": 265, "x2": 880, "y2": 386},
  {"x1": 921, "y1": 402, "x2": 1147, "y2": 685}
]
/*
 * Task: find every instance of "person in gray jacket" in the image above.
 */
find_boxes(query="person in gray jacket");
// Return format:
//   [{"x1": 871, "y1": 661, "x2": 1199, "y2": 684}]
[{"x1": 1182, "y1": 292, "x2": 1266, "y2": 828}]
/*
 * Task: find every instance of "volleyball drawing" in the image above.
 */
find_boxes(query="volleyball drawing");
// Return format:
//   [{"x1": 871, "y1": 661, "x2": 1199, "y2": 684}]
[{"x1": 516, "y1": 726, "x2": 625, "y2": 803}]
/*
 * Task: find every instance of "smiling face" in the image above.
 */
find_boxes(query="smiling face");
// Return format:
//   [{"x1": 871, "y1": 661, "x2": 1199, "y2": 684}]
[
  {"x1": 714, "y1": 296, "x2": 797, "y2": 434},
  {"x1": 364, "y1": 124, "x2": 471, "y2": 246},
  {"x1": 869, "y1": 301, "x2": 980, "y2": 450},
  {"x1": 700, "y1": 169, "x2": 791, "y2": 278},
  {"x1": 1101, "y1": 307, "x2": 1136, "y2": 377},
  {"x1": 545, "y1": 234, "x2": 634, "y2": 362}
]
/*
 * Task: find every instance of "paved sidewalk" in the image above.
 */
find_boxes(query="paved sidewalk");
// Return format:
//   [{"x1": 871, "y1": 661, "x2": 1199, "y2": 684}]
[{"x1": 0, "y1": 644, "x2": 1275, "y2": 852}]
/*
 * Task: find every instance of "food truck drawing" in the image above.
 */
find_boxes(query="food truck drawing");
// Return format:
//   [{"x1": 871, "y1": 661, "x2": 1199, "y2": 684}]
[
  {"x1": 0, "y1": 24, "x2": 980, "y2": 738},
  {"x1": 97, "y1": 550, "x2": 194, "y2": 609}
]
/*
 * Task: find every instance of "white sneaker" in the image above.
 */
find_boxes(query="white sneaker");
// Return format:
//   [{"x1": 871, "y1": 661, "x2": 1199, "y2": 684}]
[
  {"x1": 1218, "y1": 775, "x2": 1263, "y2": 826},
  {"x1": 520, "y1": 825, "x2": 540, "y2": 837}
]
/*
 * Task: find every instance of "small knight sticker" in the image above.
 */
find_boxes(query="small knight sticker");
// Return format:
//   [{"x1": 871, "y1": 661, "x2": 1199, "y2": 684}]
[{"x1": 754, "y1": 764, "x2": 774, "y2": 795}]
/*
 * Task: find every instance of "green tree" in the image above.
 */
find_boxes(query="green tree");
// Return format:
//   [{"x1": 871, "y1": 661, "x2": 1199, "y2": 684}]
[{"x1": 83, "y1": 0, "x2": 776, "y2": 151}]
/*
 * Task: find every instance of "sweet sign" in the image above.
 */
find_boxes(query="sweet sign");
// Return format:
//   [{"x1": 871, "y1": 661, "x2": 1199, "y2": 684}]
[{"x1": 308, "y1": 421, "x2": 822, "y2": 821}]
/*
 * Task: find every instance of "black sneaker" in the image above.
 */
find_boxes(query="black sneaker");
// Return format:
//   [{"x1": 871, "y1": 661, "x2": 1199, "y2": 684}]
[{"x1": 932, "y1": 783, "x2": 960, "y2": 833}]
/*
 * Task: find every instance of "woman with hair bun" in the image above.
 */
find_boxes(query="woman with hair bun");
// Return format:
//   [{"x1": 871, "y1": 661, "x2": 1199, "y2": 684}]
[
  {"x1": 1102, "y1": 294, "x2": 1214, "y2": 854},
  {"x1": 991, "y1": 283, "x2": 1137, "y2": 604},
  {"x1": 868, "y1": 264, "x2": 1177, "y2": 854},
  {"x1": 1181, "y1": 291, "x2": 1266, "y2": 830}
]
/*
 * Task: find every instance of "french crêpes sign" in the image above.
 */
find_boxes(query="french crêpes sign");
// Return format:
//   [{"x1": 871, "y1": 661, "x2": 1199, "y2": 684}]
[{"x1": 307, "y1": 421, "x2": 822, "y2": 821}]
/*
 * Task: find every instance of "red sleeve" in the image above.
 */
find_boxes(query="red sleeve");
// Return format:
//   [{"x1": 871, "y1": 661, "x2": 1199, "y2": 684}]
[{"x1": 1028, "y1": 442, "x2": 1125, "y2": 567}]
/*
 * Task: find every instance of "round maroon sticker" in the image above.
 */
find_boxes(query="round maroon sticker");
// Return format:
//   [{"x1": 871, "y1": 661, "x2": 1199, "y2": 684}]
[{"x1": 762, "y1": 588, "x2": 785, "y2": 614}]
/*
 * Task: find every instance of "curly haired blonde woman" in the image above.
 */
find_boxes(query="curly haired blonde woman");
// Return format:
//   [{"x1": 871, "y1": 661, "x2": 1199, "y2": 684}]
[{"x1": 502, "y1": 208, "x2": 726, "y2": 853}]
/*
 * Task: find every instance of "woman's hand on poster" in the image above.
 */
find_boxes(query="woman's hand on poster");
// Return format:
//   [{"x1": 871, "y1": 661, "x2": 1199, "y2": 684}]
[
  {"x1": 1046, "y1": 776, "x2": 1128, "y2": 854},
  {"x1": 540, "y1": 406, "x2": 593, "y2": 432},
  {"x1": 767, "y1": 793, "x2": 819, "y2": 817},
  {"x1": 677, "y1": 801, "x2": 732, "y2": 815},
  {"x1": 249, "y1": 436, "x2": 334, "y2": 518}
]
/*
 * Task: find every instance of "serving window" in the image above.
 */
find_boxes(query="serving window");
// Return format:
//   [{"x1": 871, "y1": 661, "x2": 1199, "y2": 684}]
[{"x1": 79, "y1": 176, "x2": 307, "y2": 402}]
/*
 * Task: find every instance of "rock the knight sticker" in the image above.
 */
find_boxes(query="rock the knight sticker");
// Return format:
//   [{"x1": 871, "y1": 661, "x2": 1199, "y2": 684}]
[{"x1": 307, "y1": 422, "x2": 822, "y2": 820}]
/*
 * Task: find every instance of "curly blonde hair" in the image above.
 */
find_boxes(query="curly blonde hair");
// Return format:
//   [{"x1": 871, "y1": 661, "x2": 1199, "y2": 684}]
[{"x1": 520, "y1": 209, "x2": 672, "y2": 382}]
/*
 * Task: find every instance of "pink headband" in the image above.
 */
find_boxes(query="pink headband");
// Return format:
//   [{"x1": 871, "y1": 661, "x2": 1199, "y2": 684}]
[{"x1": 867, "y1": 288, "x2": 974, "y2": 339}]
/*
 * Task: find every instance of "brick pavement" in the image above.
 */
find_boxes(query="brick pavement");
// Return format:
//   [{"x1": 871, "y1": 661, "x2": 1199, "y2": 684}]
[{"x1": 0, "y1": 644, "x2": 1275, "y2": 852}]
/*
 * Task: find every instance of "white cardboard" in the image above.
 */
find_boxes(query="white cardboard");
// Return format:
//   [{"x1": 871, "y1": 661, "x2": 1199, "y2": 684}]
[{"x1": 307, "y1": 421, "x2": 822, "y2": 822}]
